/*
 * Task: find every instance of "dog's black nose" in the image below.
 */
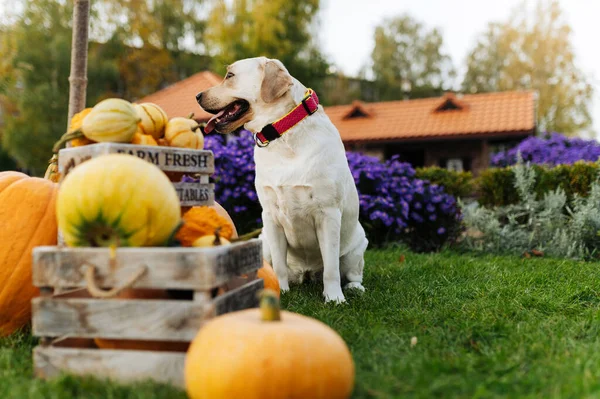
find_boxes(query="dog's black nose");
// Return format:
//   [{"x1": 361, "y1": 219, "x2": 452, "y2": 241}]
[{"x1": 195, "y1": 92, "x2": 203, "y2": 104}]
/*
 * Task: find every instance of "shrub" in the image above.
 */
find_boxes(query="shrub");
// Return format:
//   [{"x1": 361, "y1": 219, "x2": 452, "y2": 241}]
[
  {"x1": 0, "y1": 146, "x2": 17, "y2": 172},
  {"x1": 491, "y1": 132, "x2": 600, "y2": 167},
  {"x1": 201, "y1": 131, "x2": 462, "y2": 252},
  {"x1": 415, "y1": 166, "x2": 474, "y2": 198},
  {"x1": 477, "y1": 161, "x2": 600, "y2": 208},
  {"x1": 461, "y1": 156, "x2": 600, "y2": 260}
]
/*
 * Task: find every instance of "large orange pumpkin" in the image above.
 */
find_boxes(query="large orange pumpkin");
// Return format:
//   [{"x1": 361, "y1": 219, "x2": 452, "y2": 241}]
[
  {"x1": 185, "y1": 290, "x2": 355, "y2": 399},
  {"x1": 0, "y1": 172, "x2": 58, "y2": 336}
]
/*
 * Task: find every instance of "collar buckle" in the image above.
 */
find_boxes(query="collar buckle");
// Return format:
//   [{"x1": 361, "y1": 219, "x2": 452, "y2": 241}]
[
  {"x1": 254, "y1": 132, "x2": 269, "y2": 148},
  {"x1": 301, "y1": 90, "x2": 318, "y2": 115}
]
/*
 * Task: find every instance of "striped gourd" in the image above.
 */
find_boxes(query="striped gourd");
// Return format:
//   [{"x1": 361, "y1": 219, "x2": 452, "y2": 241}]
[
  {"x1": 165, "y1": 117, "x2": 204, "y2": 150},
  {"x1": 134, "y1": 102, "x2": 169, "y2": 139}
]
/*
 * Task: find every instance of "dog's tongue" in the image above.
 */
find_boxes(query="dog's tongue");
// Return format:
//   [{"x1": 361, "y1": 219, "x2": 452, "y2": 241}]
[{"x1": 204, "y1": 109, "x2": 226, "y2": 134}]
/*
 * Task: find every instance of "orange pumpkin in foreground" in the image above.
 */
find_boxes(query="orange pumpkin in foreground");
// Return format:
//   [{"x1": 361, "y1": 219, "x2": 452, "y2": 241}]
[
  {"x1": 0, "y1": 172, "x2": 58, "y2": 336},
  {"x1": 185, "y1": 290, "x2": 355, "y2": 399}
]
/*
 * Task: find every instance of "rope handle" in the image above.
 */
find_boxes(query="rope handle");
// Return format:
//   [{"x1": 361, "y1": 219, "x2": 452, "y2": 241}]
[{"x1": 84, "y1": 263, "x2": 147, "y2": 298}]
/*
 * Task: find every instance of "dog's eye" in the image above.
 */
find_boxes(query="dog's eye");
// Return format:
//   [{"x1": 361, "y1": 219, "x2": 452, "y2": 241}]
[{"x1": 225, "y1": 72, "x2": 234, "y2": 79}]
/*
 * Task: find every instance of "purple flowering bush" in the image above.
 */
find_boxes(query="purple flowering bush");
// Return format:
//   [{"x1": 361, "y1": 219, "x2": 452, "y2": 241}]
[
  {"x1": 203, "y1": 130, "x2": 462, "y2": 252},
  {"x1": 492, "y1": 133, "x2": 600, "y2": 167},
  {"x1": 348, "y1": 153, "x2": 463, "y2": 252}
]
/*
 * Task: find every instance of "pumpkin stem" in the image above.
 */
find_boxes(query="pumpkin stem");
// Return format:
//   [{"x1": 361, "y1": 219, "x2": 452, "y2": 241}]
[
  {"x1": 259, "y1": 289, "x2": 281, "y2": 322},
  {"x1": 187, "y1": 112, "x2": 195, "y2": 119},
  {"x1": 213, "y1": 227, "x2": 222, "y2": 246},
  {"x1": 53, "y1": 129, "x2": 84, "y2": 153},
  {"x1": 231, "y1": 228, "x2": 263, "y2": 242}
]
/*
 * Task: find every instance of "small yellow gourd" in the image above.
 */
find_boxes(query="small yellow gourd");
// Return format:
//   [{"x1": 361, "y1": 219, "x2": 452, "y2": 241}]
[
  {"x1": 192, "y1": 234, "x2": 231, "y2": 247},
  {"x1": 165, "y1": 117, "x2": 204, "y2": 150},
  {"x1": 53, "y1": 98, "x2": 141, "y2": 152},
  {"x1": 134, "y1": 103, "x2": 169, "y2": 139}
]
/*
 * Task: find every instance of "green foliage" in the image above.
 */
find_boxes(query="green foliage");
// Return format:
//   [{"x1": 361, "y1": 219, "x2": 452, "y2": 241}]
[
  {"x1": 415, "y1": 166, "x2": 474, "y2": 198},
  {"x1": 477, "y1": 167, "x2": 520, "y2": 207},
  {"x1": 477, "y1": 161, "x2": 600, "y2": 208},
  {"x1": 462, "y1": 157, "x2": 600, "y2": 260},
  {"x1": 462, "y1": 0, "x2": 594, "y2": 135},
  {"x1": 205, "y1": 0, "x2": 330, "y2": 95},
  {"x1": 368, "y1": 14, "x2": 455, "y2": 100}
]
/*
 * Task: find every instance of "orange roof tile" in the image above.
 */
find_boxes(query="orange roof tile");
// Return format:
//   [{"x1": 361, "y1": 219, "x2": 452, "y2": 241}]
[
  {"x1": 135, "y1": 71, "x2": 224, "y2": 120},
  {"x1": 325, "y1": 91, "x2": 536, "y2": 142}
]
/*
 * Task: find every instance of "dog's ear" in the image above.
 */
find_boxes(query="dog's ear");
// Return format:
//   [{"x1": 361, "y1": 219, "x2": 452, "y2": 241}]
[{"x1": 260, "y1": 60, "x2": 293, "y2": 103}]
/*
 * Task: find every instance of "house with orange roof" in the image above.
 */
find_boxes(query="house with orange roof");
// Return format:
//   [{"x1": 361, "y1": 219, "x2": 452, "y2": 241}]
[{"x1": 136, "y1": 71, "x2": 537, "y2": 176}]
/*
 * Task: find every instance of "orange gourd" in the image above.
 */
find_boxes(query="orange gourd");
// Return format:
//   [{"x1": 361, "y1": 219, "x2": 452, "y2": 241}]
[
  {"x1": 131, "y1": 132, "x2": 158, "y2": 146},
  {"x1": 69, "y1": 108, "x2": 95, "y2": 147},
  {"x1": 176, "y1": 206, "x2": 235, "y2": 247},
  {"x1": 257, "y1": 260, "x2": 280, "y2": 297},
  {"x1": 211, "y1": 202, "x2": 238, "y2": 239},
  {"x1": 184, "y1": 290, "x2": 355, "y2": 399},
  {"x1": 0, "y1": 172, "x2": 58, "y2": 336}
]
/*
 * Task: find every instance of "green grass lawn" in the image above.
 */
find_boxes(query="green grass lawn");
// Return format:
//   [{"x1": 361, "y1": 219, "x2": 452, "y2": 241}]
[{"x1": 3, "y1": 247, "x2": 600, "y2": 398}]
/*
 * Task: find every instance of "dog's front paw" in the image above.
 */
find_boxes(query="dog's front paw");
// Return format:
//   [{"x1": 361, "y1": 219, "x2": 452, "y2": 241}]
[
  {"x1": 344, "y1": 282, "x2": 365, "y2": 292},
  {"x1": 324, "y1": 288, "x2": 346, "y2": 304},
  {"x1": 278, "y1": 278, "x2": 290, "y2": 293}
]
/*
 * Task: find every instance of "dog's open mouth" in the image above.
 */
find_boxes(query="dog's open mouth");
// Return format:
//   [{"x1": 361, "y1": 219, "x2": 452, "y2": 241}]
[{"x1": 204, "y1": 100, "x2": 250, "y2": 134}]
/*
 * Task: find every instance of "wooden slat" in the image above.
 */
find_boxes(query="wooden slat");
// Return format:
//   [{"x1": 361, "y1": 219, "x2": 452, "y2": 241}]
[
  {"x1": 32, "y1": 297, "x2": 207, "y2": 341},
  {"x1": 172, "y1": 182, "x2": 214, "y2": 206},
  {"x1": 213, "y1": 278, "x2": 263, "y2": 316},
  {"x1": 33, "y1": 240, "x2": 262, "y2": 290},
  {"x1": 34, "y1": 346, "x2": 186, "y2": 388},
  {"x1": 58, "y1": 143, "x2": 214, "y2": 174}
]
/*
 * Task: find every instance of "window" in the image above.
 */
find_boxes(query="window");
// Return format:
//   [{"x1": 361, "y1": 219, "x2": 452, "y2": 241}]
[{"x1": 446, "y1": 158, "x2": 464, "y2": 172}]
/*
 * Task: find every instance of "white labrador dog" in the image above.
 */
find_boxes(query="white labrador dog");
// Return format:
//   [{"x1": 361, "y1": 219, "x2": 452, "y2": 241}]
[{"x1": 197, "y1": 57, "x2": 368, "y2": 303}]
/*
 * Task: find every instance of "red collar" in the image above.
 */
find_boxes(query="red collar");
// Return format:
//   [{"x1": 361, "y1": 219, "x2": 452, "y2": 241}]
[{"x1": 254, "y1": 89, "x2": 319, "y2": 147}]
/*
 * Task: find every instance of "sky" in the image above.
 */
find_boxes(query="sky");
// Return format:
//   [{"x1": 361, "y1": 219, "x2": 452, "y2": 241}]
[{"x1": 319, "y1": 0, "x2": 600, "y2": 138}]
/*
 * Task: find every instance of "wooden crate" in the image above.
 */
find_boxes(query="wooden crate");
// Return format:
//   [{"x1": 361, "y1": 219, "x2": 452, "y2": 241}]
[
  {"x1": 57, "y1": 143, "x2": 215, "y2": 207},
  {"x1": 31, "y1": 239, "x2": 264, "y2": 388}
]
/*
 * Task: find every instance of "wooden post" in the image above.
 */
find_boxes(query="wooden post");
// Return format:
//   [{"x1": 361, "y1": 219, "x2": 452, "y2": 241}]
[{"x1": 66, "y1": 0, "x2": 90, "y2": 130}]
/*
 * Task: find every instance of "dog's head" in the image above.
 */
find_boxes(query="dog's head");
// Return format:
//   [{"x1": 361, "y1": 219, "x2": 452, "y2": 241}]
[{"x1": 197, "y1": 57, "x2": 295, "y2": 134}]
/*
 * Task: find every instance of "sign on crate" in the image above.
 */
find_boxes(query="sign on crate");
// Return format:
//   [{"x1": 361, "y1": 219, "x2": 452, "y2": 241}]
[
  {"x1": 58, "y1": 143, "x2": 215, "y2": 175},
  {"x1": 57, "y1": 143, "x2": 216, "y2": 207}
]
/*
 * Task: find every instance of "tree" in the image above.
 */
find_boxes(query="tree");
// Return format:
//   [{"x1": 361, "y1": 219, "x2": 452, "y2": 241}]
[
  {"x1": 0, "y1": 0, "x2": 73, "y2": 174},
  {"x1": 368, "y1": 14, "x2": 455, "y2": 101},
  {"x1": 204, "y1": 0, "x2": 330, "y2": 95},
  {"x1": 0, "y1": 0, "x2": 211, "y2": 174},
  {"x1": 462, "y1": 0, "x2": 594, "y2": 135}
]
